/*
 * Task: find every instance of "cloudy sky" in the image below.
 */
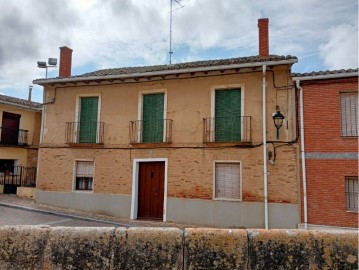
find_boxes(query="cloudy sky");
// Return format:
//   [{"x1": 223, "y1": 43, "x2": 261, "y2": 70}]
[{"x1": 0, "y1": 0, "x2": 357, "y2": 102}]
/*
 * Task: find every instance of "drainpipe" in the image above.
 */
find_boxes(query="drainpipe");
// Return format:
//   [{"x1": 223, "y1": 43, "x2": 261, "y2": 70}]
[
  {"x1": 296, "y1": 80, "x2": 308, "y2": 229},
  {"x1": 262, "y1": 64, "x2": 269, "y2": 229}
]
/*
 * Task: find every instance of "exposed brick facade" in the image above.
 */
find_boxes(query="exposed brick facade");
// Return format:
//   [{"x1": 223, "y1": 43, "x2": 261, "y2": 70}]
[{"x1": 299, "y1": 77, "x2": 358, "y2": 228}]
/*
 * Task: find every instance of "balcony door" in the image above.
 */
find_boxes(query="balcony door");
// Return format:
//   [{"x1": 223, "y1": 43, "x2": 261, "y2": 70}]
[
  {"x1": 142, "y1": 93, "x2": 164, "y2": 143},
  {"x1": 79, "y1": 97, "x2": 99, "y2": 143},
  {"x1": 215, "y1": 89, "x2": 241, "y2": 142},
  {"x1": 1, "y1": 112, "x2": 20, "y2": 145}
]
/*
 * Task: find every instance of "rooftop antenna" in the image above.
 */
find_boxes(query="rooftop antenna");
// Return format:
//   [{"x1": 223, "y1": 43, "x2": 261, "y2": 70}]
[{"x1": 169, "y1": 0, "x2": 184, "y2": 64}]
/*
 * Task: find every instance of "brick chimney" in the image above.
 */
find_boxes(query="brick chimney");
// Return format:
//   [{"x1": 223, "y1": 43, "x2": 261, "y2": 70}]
[
  {"x1": 258, "y1": 18, "x2": 269, "y2": 59},
  {"x1": 59, "y1": 46, "x2": 73, "y2": 78}
]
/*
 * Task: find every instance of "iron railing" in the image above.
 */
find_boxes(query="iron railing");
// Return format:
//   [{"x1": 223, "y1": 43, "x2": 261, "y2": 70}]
[
  {"x1": 0, "y1": 127, "x2": 28, "y2": 146},
  {"x1": 203, "y1": 116, "x2": 252, "y2": 143},
  {"x1": 0, "y1": 165, "x2": 36, "y2": 187},
  {"x1": 129, "y1": 119, "x2": 173, "y2": 144},
  {"x1": 65, "y1": 122, "x2": 104, "y2": 144}
]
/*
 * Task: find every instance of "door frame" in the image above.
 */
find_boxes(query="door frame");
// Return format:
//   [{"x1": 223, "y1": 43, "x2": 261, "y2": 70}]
[{"x1": 131, "y1": 158, "x2": 168, "y2": 222}]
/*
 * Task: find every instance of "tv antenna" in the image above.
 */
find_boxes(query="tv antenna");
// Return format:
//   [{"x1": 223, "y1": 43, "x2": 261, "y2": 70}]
[{"x1": 169, "y1": 0, "x2": 184, "y2": 64}]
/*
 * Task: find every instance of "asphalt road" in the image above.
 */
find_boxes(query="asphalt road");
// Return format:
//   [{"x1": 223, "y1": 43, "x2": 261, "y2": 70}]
[{"x1": 0, "y1": 205, "x2": 124, "y2": 227}]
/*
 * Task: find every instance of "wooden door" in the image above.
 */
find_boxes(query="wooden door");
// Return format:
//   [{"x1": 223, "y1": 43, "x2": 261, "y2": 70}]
[
  {"x1": 137, "y1": 162, "x2": 165, "y2": 220},
  {"x1": 1, "y1": 112, "x2": 20, "y2": 145}
]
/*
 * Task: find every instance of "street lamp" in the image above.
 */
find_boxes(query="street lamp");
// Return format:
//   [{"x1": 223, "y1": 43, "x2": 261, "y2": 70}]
[
  {"x1": 37, "y1": 58, "x2": 57, "y2": 78},
  {"x1": 273, "y1": 105, "x2": 284, "y2": 139}
]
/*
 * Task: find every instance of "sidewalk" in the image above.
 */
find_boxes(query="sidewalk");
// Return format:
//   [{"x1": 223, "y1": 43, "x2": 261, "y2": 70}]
[{"x1": 0, "y1": 194, "x2": 199, "y2": 229}]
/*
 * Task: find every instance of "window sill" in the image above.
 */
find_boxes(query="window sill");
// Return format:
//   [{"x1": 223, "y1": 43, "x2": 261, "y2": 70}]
[
  {"x1": 346, "y1": 210, "x2": 359, "y2": 213},
  {"x1": 213, "y1": 198, "x2": 242, "y2": 202},
  {"x1": 73, "y1": 190, "x2": 93, "y2": 193},
  {"x1": 130, "y1": 142, "x2": 172, "y2": 147}
]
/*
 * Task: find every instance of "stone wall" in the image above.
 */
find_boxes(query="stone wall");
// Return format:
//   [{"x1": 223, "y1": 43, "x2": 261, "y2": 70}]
[{"x1": 0, "y1": 227, "x2": 357, "y2": 270}]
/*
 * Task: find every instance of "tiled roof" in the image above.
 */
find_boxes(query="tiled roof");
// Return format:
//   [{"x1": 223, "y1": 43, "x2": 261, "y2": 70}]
[
  {"x1": 0, "y1": 94, "x2": 42, "y2": 110},
  {"x1": 35, "y1": 55, "x2": 297, "y2": 82},
  {"x1": 292, "y1": 68, "x2": 358, "y2": 78}
]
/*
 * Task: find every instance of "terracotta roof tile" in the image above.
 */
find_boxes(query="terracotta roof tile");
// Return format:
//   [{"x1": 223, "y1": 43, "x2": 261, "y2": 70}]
[
  {"x1": 0, "y1": 94, "x2": 42, "y2": 110},
  {"x1": 292, "y1": 68, "x2": 358, "y2": 78}
]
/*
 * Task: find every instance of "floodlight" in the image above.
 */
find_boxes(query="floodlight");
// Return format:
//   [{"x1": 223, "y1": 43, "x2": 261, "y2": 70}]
[
  {"x1": 37, "y1": 61, "x2": 47, "y2": 68},
  {"x1": 48, "y1": 58, "x2": 57, "y2": 66}
]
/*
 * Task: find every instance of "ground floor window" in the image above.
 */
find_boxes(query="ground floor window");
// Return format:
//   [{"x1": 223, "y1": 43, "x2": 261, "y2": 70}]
[
  {"x1": 215, "y1": 162, "x2": 241, "y2": 200},
  {"x1": 345, "y1": 176, "x2": 358, "y2": 211},
  {"x1": 75, "y1": 161, "x2": 94, "y2": 191}
]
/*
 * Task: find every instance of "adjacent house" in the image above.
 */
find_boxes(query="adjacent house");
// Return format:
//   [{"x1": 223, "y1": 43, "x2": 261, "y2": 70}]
[
  {"x1": 33, "y1": 19, "x2": 301, "y2": 228},
  {"x1": 0, "y1": 94, "x2": 42, "y2": 195},
  {"x1": 293, "y1": 69, "x2": 358, "y2": 230}
]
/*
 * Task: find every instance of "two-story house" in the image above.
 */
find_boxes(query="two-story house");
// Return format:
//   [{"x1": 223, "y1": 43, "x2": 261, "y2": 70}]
[
  {"x1": 0, "y1": 94, "x2": 42, "y2": 195},
  {"x1": 33, "y1": 19, "x2": 300, "y2": 228},
  {"x1": 294, "y1": 69, "x2": 358, "y2": 230}
]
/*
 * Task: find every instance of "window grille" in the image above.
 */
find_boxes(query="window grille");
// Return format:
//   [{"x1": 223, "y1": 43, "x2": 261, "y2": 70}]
[
  {"x1": 346, "y1": 176, "x2": 358, "y2": 211},
  {"x1": 75, "y1": 161, "x2": 94, "y2": 191},
  {"x1": 340, "y1": 93, "x2": 358, "y2": 137},
  {"x1": 215, "y1": 163, "x2": 241, "y2": 200}
]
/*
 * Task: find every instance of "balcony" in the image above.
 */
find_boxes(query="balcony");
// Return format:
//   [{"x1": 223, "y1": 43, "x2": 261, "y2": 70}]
[
  {"x1": 65, "y1": 122, "x2": 104, "y2": 144},
  {"x1": 130, "y1": 119, "x2": 173, "y2": 144},
  {"x1": 0, "y1": 127, "x2": 28, "y2": 146},
  {"x1": 203, "y1": 116, "x2": 252, "y2": 143}
]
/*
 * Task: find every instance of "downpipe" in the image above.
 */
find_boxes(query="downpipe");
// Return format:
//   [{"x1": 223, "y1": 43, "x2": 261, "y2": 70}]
[{"x1": 262, "y1": 64, "x2": 269, "y2": 229}]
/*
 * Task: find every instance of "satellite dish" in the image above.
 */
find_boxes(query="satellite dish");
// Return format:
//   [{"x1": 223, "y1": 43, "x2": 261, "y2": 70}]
[{"x1": 48, "y1": 58, "x2": 57, "y2": 66}]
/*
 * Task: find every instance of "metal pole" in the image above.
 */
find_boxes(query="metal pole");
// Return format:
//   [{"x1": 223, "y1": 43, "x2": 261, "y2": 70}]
[{"x1": 169, "y1": 0, "x2": 173, "y2": 64}]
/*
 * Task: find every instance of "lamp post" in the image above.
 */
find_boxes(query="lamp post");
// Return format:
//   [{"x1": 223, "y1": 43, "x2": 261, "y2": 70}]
[
  {"x1": 273, "y1": 106, "x2": 284, "y2": 139},
  {"x1": 37, "y1": 58, "x2": 57, "y2": 78}
]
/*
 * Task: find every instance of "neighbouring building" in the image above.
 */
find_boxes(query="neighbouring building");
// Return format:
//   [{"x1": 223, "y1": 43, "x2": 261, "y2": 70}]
[
  {"x1": 293, "y1": 69, "x2": 358, "y2": 230},
  {"x1": 33, "y1": 19, "x2": 301, "y2": 228},
  {"x1": 0, "y1": 93, "x2": 42, "y2": 195}
]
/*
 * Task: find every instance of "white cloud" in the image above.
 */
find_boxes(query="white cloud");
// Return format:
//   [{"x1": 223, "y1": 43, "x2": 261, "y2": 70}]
[
  {"x1": 319, "y1": 24, "x2": 358, "y2": 70},
  {"x1": 0, "y1": 0, "x2": 357, "y2": 101}
]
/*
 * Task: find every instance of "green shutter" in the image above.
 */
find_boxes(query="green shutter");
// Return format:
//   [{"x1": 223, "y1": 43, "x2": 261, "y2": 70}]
[
  {"x1": 79, "y1": 97, "x2": 99, "y2": 143},
  {"x1": 142, "y1": 93, "x2": 164, "y2": 143},
  {"x1": 215, "y1": 89, "x2": 241, "y2": 142}
]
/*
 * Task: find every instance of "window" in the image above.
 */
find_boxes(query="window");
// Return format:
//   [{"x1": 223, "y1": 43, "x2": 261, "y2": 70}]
[
  {"x1": 75, "y1": 161, "x2": 94, "y2": 191},
  {"x1": 79, "y1": 97, "x2": 99, "y2": 143},
  {"x1": 340, "y1": 92, "x2": 358, "y2": 137},
  {"x1": 142, "y1": 93, "x2": 164, "y2": 143},
  {"x1": 215, "y1": 163, "x2": 241, "y2": 200},
  {"x1": 215, "y1": 89, "x2": 241, "y2": 142},
  {"x1": 346, "y1": 176, "x2": 358, "y2": 211}
]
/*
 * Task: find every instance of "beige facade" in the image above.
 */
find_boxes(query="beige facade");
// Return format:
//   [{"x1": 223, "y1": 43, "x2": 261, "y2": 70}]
[
  {"x1": 0, "y1": 102, "x2": 41, "y2": 166},
  {"x1": 35, "y1": 60, "x2": 300, "y2": 228},
  {"x1": 0, "y1": 96, "x2": 42, "y2": 195}
]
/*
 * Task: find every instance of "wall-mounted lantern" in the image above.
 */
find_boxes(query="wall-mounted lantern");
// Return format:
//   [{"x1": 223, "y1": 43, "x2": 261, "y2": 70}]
[{"x1": 273, "y1": 106, "x2": 284, "y2": 139}]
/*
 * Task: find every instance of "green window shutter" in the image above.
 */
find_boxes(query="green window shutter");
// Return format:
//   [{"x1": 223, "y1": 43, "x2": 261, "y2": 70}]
[
  {"x1": 79, "y1": 97, "x2": 99, "y2": 143},
  {"x1": 215, "y1": 89, "x2": 241, "y2": 142},
  {"x1": 142, "y1": 93, "x2": 164, "y2": 143}
]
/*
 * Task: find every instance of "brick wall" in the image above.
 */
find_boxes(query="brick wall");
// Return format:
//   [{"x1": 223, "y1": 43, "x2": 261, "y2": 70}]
[
  {"x1": 37, "y1": 145, "x2": 298, "y2": 204},
  {"x1": 300, "y1": 77, "x2": 358, "y2": 228}
]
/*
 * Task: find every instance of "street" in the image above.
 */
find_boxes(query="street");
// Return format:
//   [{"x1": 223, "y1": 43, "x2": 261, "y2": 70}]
[{"x1": 0, "y1": 205, "x2": 124, "y2": 227}]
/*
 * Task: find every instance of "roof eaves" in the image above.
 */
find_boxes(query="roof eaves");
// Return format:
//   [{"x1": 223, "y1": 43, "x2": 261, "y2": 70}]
[{"x1": 33, "y1": 58, "x2": 298, "y2": 86}]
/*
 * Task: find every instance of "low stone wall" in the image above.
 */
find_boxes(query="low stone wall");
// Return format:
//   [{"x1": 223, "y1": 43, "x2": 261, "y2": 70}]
[
  {"x1": 0, "y1": 227, "x2": 357, "y2": 270},
  {"x1": 17, "y1": 187, "x2": 35, "y2": 199}
]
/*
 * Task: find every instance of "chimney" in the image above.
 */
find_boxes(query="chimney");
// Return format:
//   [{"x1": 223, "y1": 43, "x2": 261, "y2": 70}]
[
  {"x1": 59, "y1": 46, "x2": 73, "y2": 78},
  {"x1": 258, "y1": 18, "x2": 269, "y2": 59}
]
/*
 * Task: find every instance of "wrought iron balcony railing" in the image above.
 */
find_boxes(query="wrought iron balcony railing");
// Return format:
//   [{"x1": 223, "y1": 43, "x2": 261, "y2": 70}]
[
  {"x1": 129, "y1": 119, "x2": 173, "y2": 144},
  {"x1": 203, "y1": 116, "x2": 252, "y2": 143},
  {"x1": 65, "y1": 122, "x2": 104, "y2": 144},
  {"x1": 0, "y1": 127, "x2": 28, "y2": 146},
  {"x1": 0, "y1": 165, "x2": 36, "y2": 187}
]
